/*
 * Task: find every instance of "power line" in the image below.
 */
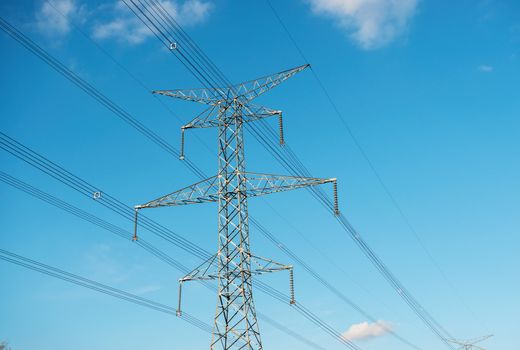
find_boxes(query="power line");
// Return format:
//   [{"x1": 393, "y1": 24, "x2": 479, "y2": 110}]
[
  {"x1": 0, "y1": 14, "x2": 402, "y2": 349},
  {"x1": 0, "y1": 15, "x2": 206, "y2": 180},
  {"x1": 120, "y1": 1, "x2": 436, "y2": 348},
  {"x1": 115, "y1": 1, "x2": 398, "y2": 350},
  {"x1": 43, "y1": 0, "x2": 214, "y2": 155},
  {"x1": 0, "y1": 130, "x2": 210, "y2": 260},
  {"x1": 264, "y1": 0, "x2": 481, "y2": 327},
  {"x1": 0, "y1": 248, "x2": 213, "y2": 334},
  {"x1": 71, "y1": 0, "x2": 450, "y2": 346},
  {"x1": 245, "y1": 113, "x2": 456, "y2": 347},
  {"x1": 2, "y1": 5, "x2": 442, "y2": 348},
  {"x1": 188, "y1": 2, "x2": 462, "y2": 347},
  {"x1": 0, "y1": 170, "x2": 329, "y2": 350},
  {"x1": 244, "y1": 108, "x2": 456, "y2": 347},
  {"x1": 66, "y1": 4, "x2": 408, "y2": 342},
  {"x1": 0, "y1": 132, "x2": 361, "y2": 350}
]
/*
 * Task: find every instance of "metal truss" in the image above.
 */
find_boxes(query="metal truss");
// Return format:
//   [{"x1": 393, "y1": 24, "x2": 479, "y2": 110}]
[
  {"x1": 177, "y1": 104, "x2": 283, "y2": 159},
  {"x1": 176, "y1": 253, "x2": 295, "y2": 317},
  {"x1": 135, "y1": 64, "x2": 336, "y2": 350},
  {"x1": 135, "y1": 173, "x2": 337, "y2": 210},
  {"x1": 447, "y1": 335, "x2": 493, "y2": 350},
  {"x1": 181, "y1": 104, "x2": 282, "y2": 130},
  {"x1": 179, "y1": 253, "x2": 293, "y2": 282},
  {"x1": 152, "y1": 64, "x2": 309, "y2": 106}
]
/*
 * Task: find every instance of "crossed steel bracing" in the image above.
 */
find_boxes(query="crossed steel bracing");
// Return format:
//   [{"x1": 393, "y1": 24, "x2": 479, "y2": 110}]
[
  {"x1": 135, "y1": 64, "x2": 338, "y2": 350},
  {"x1": 447, "y1": 335, "x2": 493, "y2": 350}
]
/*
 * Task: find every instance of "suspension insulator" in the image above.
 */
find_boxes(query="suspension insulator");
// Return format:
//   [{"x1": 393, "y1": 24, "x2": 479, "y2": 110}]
[
  {"x1": 333, "y1": 180, "x2": 340, "y2": 216},
  {"x1": 132, "y1": 208, "x2": 139, "y2": 241},
  {"x1": 176, "y1": 282, "x2": 183, "y2": 317},
  {"x1": 278, "y1": 113, "x2": 285, "y2": 146},
  {"x1": 289, "y1": 268, "x2": 296, "y2": 305},
  {"x1": 179, "y1": 128, "x2": 185, "y2": 160}
]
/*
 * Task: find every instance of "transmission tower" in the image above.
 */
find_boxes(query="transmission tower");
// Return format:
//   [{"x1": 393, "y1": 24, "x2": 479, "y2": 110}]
[
  {"x1": 447, "y1": 335, "x2": 493, "y2": 350},
  {"x1": 133, "y1": 64, "x2": 338, "y2": 349}
]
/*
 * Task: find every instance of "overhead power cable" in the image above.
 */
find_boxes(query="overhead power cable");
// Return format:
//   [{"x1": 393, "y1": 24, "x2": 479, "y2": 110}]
[
  {"x1": 109, "y1": 6, "x2": 407, "y2": 342},
  {"x1": 0, "y1": 8, "x2": 358, "y2": 338},
  {"x1": 248, "y1": 105, "x2": 456, "y2": 346},
  {"x1": 0, "y1": 6, "x2": 436, "y2": 348},
  {"x1": 0, "y1": 15, "x2": 205, "y2": 180},
  {"x1": 0, "y1": 131, "x2": 209, "y2": 260},
  {"x1": 250, "y1": 217, "x2": 422, "y2": 350},
  {"x1": 1, "y1": 6, "x2": 359, "y2": 336},
  {"x1": 0, "y1": 170, "x2": 329, "y2": 350},
  {"x1": 0, "y1": 248, "x2": 212, "y2": 334},
  {"x1": 242, "y1": 114, "x2": 456, "y2": 348},
  {"x1": 265, "y1": 0, "x2": 480, "y2": 330},
  {"x1": 101, "y1": 1, "x2": 434, "y2": 348},
  {"x1": 43, "y1": 0, "x2": 213, "y2": 155},
  {"x1": 115, "y1": 1, "x2": 456, "y2": 348},
  {"x1": 0, "y1": 14, "x2": 398, "y2": 348},
  {"x1": 44, "y1": 3, "x2": 413, "y2": 345},
  {"x1": 0, "y1": 132, "x2": 362, "y2": 350}
]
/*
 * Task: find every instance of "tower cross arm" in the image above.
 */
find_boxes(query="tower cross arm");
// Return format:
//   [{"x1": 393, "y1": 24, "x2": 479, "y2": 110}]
[
  {"x1": 151, "y1": 64, "x2": 309, "y2": 106},
  {"x1": 152, "y1": 87, "x2": 229, "y2": 105},
  {"x1": 183, "y1": 104, "x2": 281, "y2": 130},
  {"x1": 179, "y1": 253, "x2": 292, "y2": 283},
  {"x1": 447, "y1": 335, "x2": 493, "y2": 350},
  {"x1": 467, "y1": 335, "x2": 493, "y2": 345},
  {"x1": 244, "y1": 172, "x2": 336, "y2": 198},
  {"x1": 233, "y1": 64, "x2": 310, "y2": 102},
  {"x1": 135, "y1": 172, "x2": 337, "y2": 210},
  {"x1": 135, "y1": 175, "x2": 220, "y2": 209}
]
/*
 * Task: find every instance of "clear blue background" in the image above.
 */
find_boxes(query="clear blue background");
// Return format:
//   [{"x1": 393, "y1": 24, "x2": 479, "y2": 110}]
[{"x1": 0, "y1": 1, "x2": 518, "y2": 349}]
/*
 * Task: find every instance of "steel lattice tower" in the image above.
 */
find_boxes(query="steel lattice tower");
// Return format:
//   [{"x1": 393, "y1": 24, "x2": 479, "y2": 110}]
[
  {"x1": 134, "y1": 64, "x2": 338, "y2": 349},
  {"x1": 447, "y1": 335, "x2": 493, "y2": 350}
]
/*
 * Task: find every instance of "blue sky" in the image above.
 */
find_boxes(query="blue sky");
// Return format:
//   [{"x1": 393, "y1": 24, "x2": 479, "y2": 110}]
[{"x1": 0, "y1": 0, "x2": 519, "y2": 349}]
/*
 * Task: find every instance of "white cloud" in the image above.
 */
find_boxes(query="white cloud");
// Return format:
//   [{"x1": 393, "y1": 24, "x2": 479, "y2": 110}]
[
  {"x1": 92, "y1": 0, "x2": 213, "y2": 45},
  {"x1": 132, "y1": 284, "x2": 162, "y2": 295},
  {"x1": 178, "y1": 0, "x2": 213, "y2": 24},
  {"x1": 342, "y1": 320, "x2": 393, "y2": 341},
  {"x1": 84, "y1": 243, "x2": 129, "y2": 283},
  {"x1": 35, "y1": 0, "x2": 86, "y2": 36},
  {"x1": 307, "y1": 0, "x2": 419, "y2": 49},
  {"x1": 478, "y1": 64, "x2": 494, "y2": 72}
]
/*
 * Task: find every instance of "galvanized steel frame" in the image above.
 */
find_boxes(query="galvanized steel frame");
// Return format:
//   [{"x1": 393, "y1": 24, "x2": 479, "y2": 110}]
[{"x1": 135, "y1": 65, "x2": 337, "y2": 350}]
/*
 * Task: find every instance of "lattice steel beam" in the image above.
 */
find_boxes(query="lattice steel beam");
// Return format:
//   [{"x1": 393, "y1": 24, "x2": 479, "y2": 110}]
[
  {"x1": 182, "y1": 104, "x2": 282, "y2": 130},
  {"x1": 152, "y1": 64, "x2": 309, "y2": 106},
  {"x1": 135, "y1": 173, "x2": 336, "y2": 210},
  {"x1": 447, "y1": 335, "x2": 493, "y2": 350}
]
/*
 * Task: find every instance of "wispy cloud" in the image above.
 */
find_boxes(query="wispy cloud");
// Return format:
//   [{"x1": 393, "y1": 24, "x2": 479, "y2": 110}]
[
  {"x1": 84, "y1": 243, "x2": 129, "y2": 283},
  {"x1": 35, "y1": 0, "x2": 86, "y2": 36},
  {"x1": 92, "y1": 0, "x2": 213, "y2": 45},
  {"x1": 307, "y1": 0, "x2": 419, "y2": 49},
  {"x1": 342, "y1": 320, "x2": 393, "y2": 341},
  {"x1": 132, "y1": 284, "x2": 162, "y2": 295},
  {"x1": 478, "y1": 64, "x2": 494, "y2": 72}
]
